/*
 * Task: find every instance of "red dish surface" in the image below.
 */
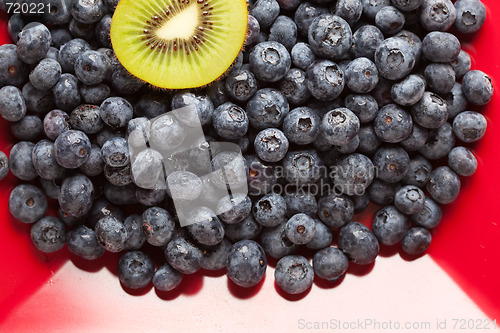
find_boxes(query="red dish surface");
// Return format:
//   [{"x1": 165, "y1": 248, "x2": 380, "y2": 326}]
[{"x1": 0, "y1": 0, "x2": 499, "y2": 327}]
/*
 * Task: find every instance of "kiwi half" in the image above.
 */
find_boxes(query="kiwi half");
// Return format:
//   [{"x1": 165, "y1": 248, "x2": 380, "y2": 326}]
[{"x1": 110, "y1": 0, "x2": 248, "y2": 89}]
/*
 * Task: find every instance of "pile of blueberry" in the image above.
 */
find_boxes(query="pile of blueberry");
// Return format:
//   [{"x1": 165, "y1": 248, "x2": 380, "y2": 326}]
[{"x1": 0, "y1": 0, "x2": 494, "y2": 295}]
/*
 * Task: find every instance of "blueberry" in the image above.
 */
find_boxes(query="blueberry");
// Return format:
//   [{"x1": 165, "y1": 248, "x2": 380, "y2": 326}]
[
  {"x1": 401, "y1": 227, "x2": 431, "y2": 255},
  {"x1": 40, "y1": 179, "x2": 61, "y2": 201},
  {"x1": 269, "y1": 15, "x2": 297, "y2": 50},
  {"x1": 0, "y1": 44, "x2": 29, "y2": 86},
  {"x1": 392, "y1": 0, "x2": 424, "y2": 11},
  {"x1": 308, "y1": 14, "x2": 352, "y2": 60},
  {"x1": 67, "y1": 225, "x2": 105, "y2": 260},
  {"x1": 424, "y1": 63, "x2": 456, "y2": 95},
  {"x1": 42, "y1": 0, "x2": 73, "y2": 25},
  {"x1": 276, "y1": 0, "x2": 300, "y2": 10},
  {"x1": 9, "y1": 184, "x2": 48, "y2": 224},
  {"x1": 118, "y1": 251, "x2": 155, "y2": 289},
  {"x1": 134, "y1": 93, "x2": 169, "y2": 119},
  {"x1": 371, "y1": 77, "x2": 394, "y2": 107},
  {"x1": 104, "y1": 183, "x2": 138, "y2": 205},
  {"x1": 217, "y1": 193, "x2": 252, "y2": 225},
  {"x1": 317, "y1": 193, "x2": 354, "y2": 228},
  {"x1": 372, "y1": 206, "x2": 409, "y2": 245},
  {"x1": 419, "y1": 0, "x2": 456, "y2": 31},
  {"x1": 227, "y1": 240, "x2": 267, "y2": 288},
  {"x1": 284, "y1": 213, "x2": 316, "y2": 245},
  {"x1": 54, "y1": 130, "x2": 91, "y2": 169},
  {"x1": 450, "y1": 50, "x2": 471, "y2": 79},
  {"x1": 16, "y1": 23, "x2": 51, "y2": 64},
  {"x1": 100, "y1": 97, "x2": 133, "y2": 129},
  {"x1": 275, "y1": 255, "x2": 314, "y2": 294},
  {"x1": 254, "y1": 128, "x2": 289, "y2": 163},
  {"x1": 50, "y1": 28, "x2": 72, "y2": 48},
  {"x1": 43, "y1": 110, "x2": 70, "y2": 141},
  {"x1": 344, "y1": 57, "x2": 379, "y2": 94},
  {"x1": 338, "y1": 222, "x2": 379, "y2": 265},
  {"x1": 448, "y1": 146, "x2": 477, "y2": 177},
  {"x1": 74, "y1": 50, "x2": 108, "y2": 85},
  {"x1": 246, "y1": 88, "x2": 289, "y2": 130},
  {"x1": 253, "y1": 193, "x2": 287, "y2": 227},
  {"x1": 461, "y1": 70, "x2": 494, "y2": 106},
  {"x1": 53, "y1": 73, "x2": 81, "y2": 112},
  {"x1": 282, "y1": 107, "x2": 319, "y2": 145},
  {"x1": 411, "y1": 197, "x2": 442, "y2": 229},
  {"x1": 375, "y1": 37, "x2": 416, "y2": 81},
  {"x1": 283, "y1": 190, "x2": 318, "y2": 217},
  {"x1": 246, "y1": 154, "x2": 278, "y2": 196},
  {"x1": 224, "y1": 215, "x2": 262, "y2": 242},
  {"x1": 375, "y1": 6, "x2": 405, "y2": 35},
  {"x1": 291, "y1": 42, "x2": 316, "y2": 71},
  {"x1": 0, "y1": 85, "x2": 26, "y2": 122},
  {"x1": 332, "y1": 153, "x2": 375, "y2": 196},
  {"x1": 245, "y1": 15, "x2": 261, "y2": 46},
  {"x1": 7, "y1": 14, "x2": 23, "y2": 43},
  {"x1": 104, "y1": 164, "x2": 133, "y2": 186},
  {"x1": 130, "y1": 149, "x2": 164, "y2": 189},
  {"x1": 185, "y1": 207, "x2": 224, "y2": 246},
  {"x1": 87, "y1": 197, "x2": 125, "y2": 229},
  {"x1": 95, "y1": 14, "x2": 112, "y2": 47},
  {"x1": 135, "y1": 187, "x2": 167, "y2": 207},
  {"x1": 9, "y1": 141, "x2": 37, "y2": 181},
  {"x1": 210, "y1": 151, "x2": 248, "y2": 190},
  {"x1": 101, "y1": 137, "x2": 129, "y2": 168},
  {"x1": 171, "y1": 91, "x2": 214, "y2": 127},
  {"x1": 58, "y1": 38, "x2": 91, "y2": 73},
  {"x1": 394, "y1": 185, "x2": 426, "y2": 214},
  {"x1": 452, "y1": 111, "x2": 487, "y2": 143},
  {"x1": 32, "y1": 139, "x2": 66, "y2": 180},
  {"x1": 373, "y1": 146, "x2": 410, "y2": 183},
  {"x1": 344, "y1": 94, "x2": 378, "y2": 124},
  {"x1": 419, "y1": 122, "x2": 455, "y2": 160},
  {"x1": 111, "y1": 65, "x2": 144, "y2": 95},
  {"x1": 411, "y1": 92, "x2": 448, "y2": 129},
  {"x1": 313, "y1": 247, "x2": 349, "y2": 281},
  {"x1": 224, "y1": 67, "x2": 258, "y2": 102},
  {"x1": 373, "y1": 104, "x2": 413, "y2": 143},
  {"x1": 30, "y1": 216, "x2": 66, "y2": 253},
  {"x1": 400, "y1": 124, "x2": 429, "y2": 152},
  {"x1": 94, "y1": 215, "x2": 127, "y2": 253},
  {"x1": 358, "y1": 125, "x2": 382, "y2": 155},
  {"x1": 16, "y1": 122, "x2": 47, "y2": 146},
  {"x1": 279, "y1": 68, "x2": 311, "y2": 106},
  {"x1": 249, "y1": 41, "x2": 291, "y2": 83},
  {"x1": 427, "y1": 166, "x2": 461, "y2": 204},
  {"x1": 251, "y1": 0, "x2": 280, "y2": 29},
  {"x1": 70, "y1": 104, "x2": 105, "y2": 134},
  {"x1": 79, "y1": 83, "x2": 110, "y2": 106},
  {"x1": 321, "y1": 108, "x2": 360, "y2": 146},
  {"x1": 71, "y1": 0, "x2": 104, "y2": 24},
  {"x1": 368, "y1": 180, "x2": 398, "y2": 205},
  {"x1": 142, "y1": 207, "x2": 175, "y2": 247},
  {"x1": 422, "y1": 31, "x2": 460, "y2": 63},
  {"x1": 294, "y1": 2, "x2": 329, "y2": 37},
  {"x1": 402, "y1": 155, "x2": 432, "y2": 188},
  {"x1": 69, "y1": 18, "x2": 95, "y2": 40},
  {"x1": 29, "y1": 58, "x2": 61, "y2": 91},
  {"x1": 103, "y1": 0, "x2": 119, "y2": 11},
  {"x1": 391, "y1": 74, "x2": 426, "y2": 106},
  {"x1": 352, "y1": 25, "x2": 384, "y2": 60},
  {"x1": 165, "y1": 237, "x2": 203, "y2": 274},
  {"x1": 0, "y1": 151, "x2": 8, "y2": 180},
  {"x1": 334, "y1": 0, "x2": 363, "y2": 26},
  {"x1": 22, "y1": 82, "x2": 55, "y2": 115},
  {"x1": 152, "y1": 263, "x2": 183, "y2": 291},
  {"x1": 454, "y1": 0, "x2": 486, "y2": 34},
  {"x1": 306, "y1": 220, "x2": 333, "y2": 250},
  {"x1": 361, "y1": 0, "x2": 391, "y2": 20},
  {"x1": 59, "y1": 174, "x2": 94, "y2": 217},
  {"x1": 212, "y1": 102, "x2": 249, "y2": 140},
  {"x1": 200, "y1": 238, "x2": 232, "y2": 271}
]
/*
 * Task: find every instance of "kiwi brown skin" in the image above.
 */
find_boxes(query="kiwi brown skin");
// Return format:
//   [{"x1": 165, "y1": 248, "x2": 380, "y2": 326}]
[{"x1": 110, "y1": 0, "x2": 249, "y2": 89}]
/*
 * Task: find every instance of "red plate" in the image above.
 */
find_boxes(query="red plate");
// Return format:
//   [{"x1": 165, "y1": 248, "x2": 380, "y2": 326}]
[{"x1": 0, "y1": 2, "x2": 499, "y2": 330}]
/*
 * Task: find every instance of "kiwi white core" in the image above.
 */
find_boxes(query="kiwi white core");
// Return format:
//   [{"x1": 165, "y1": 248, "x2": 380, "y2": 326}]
[{"x1": 156, "y1": 4, "x2": 199, "y2": 40}]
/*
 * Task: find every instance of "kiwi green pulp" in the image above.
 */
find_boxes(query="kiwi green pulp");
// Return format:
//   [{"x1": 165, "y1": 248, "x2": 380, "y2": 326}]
[{"x1": 110, "y1": 0, "x2": 248, "y2": 89}]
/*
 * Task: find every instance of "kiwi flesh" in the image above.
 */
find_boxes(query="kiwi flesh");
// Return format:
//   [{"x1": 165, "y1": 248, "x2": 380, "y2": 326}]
[{"x1": 110, "y1": 0, "x2": 248, "y2": 89}]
